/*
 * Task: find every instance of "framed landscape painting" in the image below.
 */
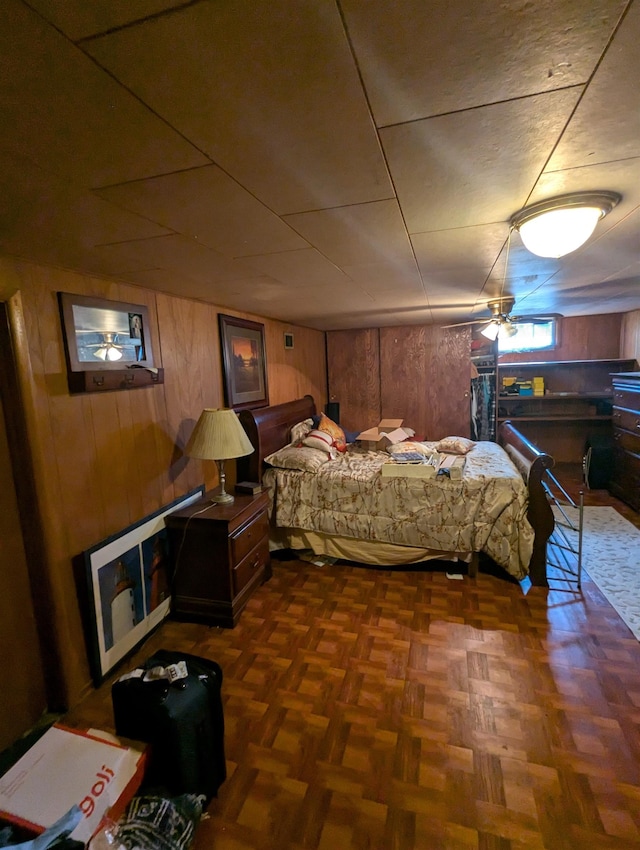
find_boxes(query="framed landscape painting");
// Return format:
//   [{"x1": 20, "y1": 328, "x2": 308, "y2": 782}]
[{"x1": 218, "y1": 314, "x2": 269, "y2": 410}]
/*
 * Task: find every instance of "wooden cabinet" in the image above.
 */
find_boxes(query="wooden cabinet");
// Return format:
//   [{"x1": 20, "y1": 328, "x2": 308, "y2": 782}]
[
  {"x1": 166, "y1": 491, "x2": 271, "y2": 627},
  {"x1": 609, "y1": 372, "x2": 640, "y2": 510},
  {"x1": 496, "y1": 359, "x2": 637, "y2": 463}
]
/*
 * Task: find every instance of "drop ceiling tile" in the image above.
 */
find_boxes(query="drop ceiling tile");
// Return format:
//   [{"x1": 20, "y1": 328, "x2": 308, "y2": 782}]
[
  {"x1": 90, "y1": 234, "x2": 259, "y2": 282},
  {"x1": 529, "y1": 158, "x2": 640, "y2": 230},
  {"x1": 381, "y1": 89, "x2": 581, "y2": 234},
  {"x1": 411, "y1": 223, "x2": 508, "y2": 272},
  {"x1": 607, "y1": 259, "x2": 640, "y2": 284},
  {"x1": 283, "y1": 200, "x2": 411, "y2": 266},
  {"x1": 26, "y1": 0, "x2": 184, "y2": 40},
  {"x1": 242, "y1": 248, "x2": 352, "y2": 288},
  {"x1": 114, "y1": 267, "x2": 215, "y2": 302},
  {"x1": 554, "y1": 207, "x2": 640, "y2": 280},
  {"x1": 0, "y1": 147, "x2": 169, "y2": 270},
  {"x1": 0, "y1": 0, "x2": 208, "y2": 188},
  {"x1": 340, "y1": 0, "x2": 625, "y2": 126},
  {"x1": 83, "y1": 0, "x2": 393, "y2": 214},
  {"x1": 532, "y1": 276, "x2": 640, "y2": 317},
  {"x1": 283, "y1": 288, "x2": 376, "y2": 323},
  {"x1": 340, "y1": 260, "x2": 424, "y2": 293},
  {"x1": 95, "y1": 166, "x2": 309, "y2": 257},
  {"x1": 416, "y1": 272, "x2": 497, "y2": 304},
  {"x1": 203, "y1": 277, "x2": 369, "y2": 325},
  {"x1": 545, "y1": 2, "x2": 640, "y2": 170}
]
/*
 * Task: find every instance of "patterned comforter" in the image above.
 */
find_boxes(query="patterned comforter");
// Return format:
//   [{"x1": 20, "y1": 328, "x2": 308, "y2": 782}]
[{"x1": 263, "y1": 441, "x2": 534, "y2": 579}]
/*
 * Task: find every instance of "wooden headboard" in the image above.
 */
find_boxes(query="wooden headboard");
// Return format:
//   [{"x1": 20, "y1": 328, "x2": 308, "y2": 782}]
[{"x1": 237, "y1": 395, "x2": 317, "y2": 484}]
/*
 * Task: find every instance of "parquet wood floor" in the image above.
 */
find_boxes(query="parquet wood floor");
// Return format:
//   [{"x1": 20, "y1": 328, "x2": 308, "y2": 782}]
[{"x1": 63, "y1": 472, "x2": 640, "y2": 850}]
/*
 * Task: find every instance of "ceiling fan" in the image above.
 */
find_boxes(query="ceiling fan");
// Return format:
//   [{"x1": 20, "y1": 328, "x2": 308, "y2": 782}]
[
  {"x1": 83, "y1": 331, "x2": 125, "y2": 361},
  {"x1": 444, "y1": 297, "x2": 553, "y2": 341}
]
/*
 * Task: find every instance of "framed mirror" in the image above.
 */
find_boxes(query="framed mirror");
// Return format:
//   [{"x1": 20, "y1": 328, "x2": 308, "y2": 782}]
[{"x1": 58, "y1": 292, "x2": 156, "y2": 371}]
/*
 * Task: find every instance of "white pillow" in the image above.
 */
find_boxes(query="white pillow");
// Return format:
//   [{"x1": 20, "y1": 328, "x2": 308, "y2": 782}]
[
  {"x1": 290, "y1": 418, "x2": 314, "y2": 444},
  {"x1": 302, "y1": 429, "x2": 337, "y2": 457},
  {"x1": 435, "y1": 436, "x2": 476, "y2": 455},
  {"x1": 264, "y1": 445, "x2": 329, "y2": 472}
]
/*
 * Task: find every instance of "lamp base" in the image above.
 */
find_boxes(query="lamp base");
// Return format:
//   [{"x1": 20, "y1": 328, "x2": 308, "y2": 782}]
[
  {"x1": 211, "y1": 457, "x2": 235, "y2": 504},
  {"x1": 211, "y1": 491, "x2": 234, "y2": 505}
]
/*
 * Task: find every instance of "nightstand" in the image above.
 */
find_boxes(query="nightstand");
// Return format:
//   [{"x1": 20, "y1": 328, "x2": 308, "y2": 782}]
[{"x1": 166, "y1": 490, "x2": 271, "y2": 627}]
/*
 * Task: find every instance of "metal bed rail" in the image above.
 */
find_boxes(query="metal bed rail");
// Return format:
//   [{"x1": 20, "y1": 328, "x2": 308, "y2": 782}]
[{"x1": 543, "y1": 468, "x2": 584, "y2": 588}]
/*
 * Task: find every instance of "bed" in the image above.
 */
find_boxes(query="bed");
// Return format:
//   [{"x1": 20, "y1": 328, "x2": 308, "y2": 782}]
[{"x1": 237, "y1": 396, "x2": 555, "y2": 586}]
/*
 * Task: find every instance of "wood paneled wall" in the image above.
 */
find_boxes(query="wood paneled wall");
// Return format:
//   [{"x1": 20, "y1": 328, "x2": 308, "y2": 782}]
[
  {"x1": 327, "y1": 315, "x2": 632, "y2": 447},
  {"x1": 621, "y1": 310, "x2": 640, "y2": 361},
  {"x1": 326, "y1": 328, "x2": 380, "y2": 432},
  {"x1": 327, "y1": 324, "x2": 471, "y2": 439},
  {"x1": 498, "y1": 314, "x2": 624, "y2": 363},
  {"x1": 379, "y1": 325, "x2": 471, "y2": 439},
  {"x1": 0, "y1": 255, "x2": 326, "y2": 709}
]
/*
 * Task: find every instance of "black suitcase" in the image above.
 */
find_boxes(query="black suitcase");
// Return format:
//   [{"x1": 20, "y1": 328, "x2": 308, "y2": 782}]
[{"x1": 112, "y1": 649, "x2": 226, "y2": 801}]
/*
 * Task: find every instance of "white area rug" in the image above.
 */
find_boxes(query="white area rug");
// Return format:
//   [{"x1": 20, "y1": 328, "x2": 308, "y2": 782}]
[{"x1": 551, "y1": 505, "x2": 640, "y2": 640}]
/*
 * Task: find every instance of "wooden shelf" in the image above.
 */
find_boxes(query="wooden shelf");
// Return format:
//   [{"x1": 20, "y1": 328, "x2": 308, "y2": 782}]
[
  {"x1": 497, "y1": 358, "x2": 636, "y2": 369},
  {"x1": 499, "y1": 392, "x2": 613, "y2": 401},
  {"x1": 498, "y1": 415, "x2": 612, "y2": 422},
  {"x1": 67, "y1": 367, "x2": 164, "y2": 394}
]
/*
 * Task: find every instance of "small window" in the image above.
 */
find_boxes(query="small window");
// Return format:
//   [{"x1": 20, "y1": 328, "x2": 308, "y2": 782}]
[{"x1": 498, "y1": 319, "x2": 557, "y2": 353}]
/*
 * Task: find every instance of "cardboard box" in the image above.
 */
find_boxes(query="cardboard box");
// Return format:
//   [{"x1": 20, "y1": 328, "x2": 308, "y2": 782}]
[
  {"x1": 0, "y1": 724, "x2": 146, "y2": 844},
  {"x1": 378, "y1": 418, "x2": 404, "y2": 433},
  {"x1": 381, "y1": 460, "x2": 437, "y2": 479},
  {"x1": 356, "y1": 422, "x2": 412, "y2": 450},
  {"x1": 533, "y1": 377, "x2": 545, "y2": 396},
  {"x1": 355, "y1": 427, "x2": 387, "y2": 450},
  {"x1": 381, "y1": 453, "x2": 466, "y2": 480},
  {"x1": 437, "y1": 454, "x2": 466, "y2": 480}
]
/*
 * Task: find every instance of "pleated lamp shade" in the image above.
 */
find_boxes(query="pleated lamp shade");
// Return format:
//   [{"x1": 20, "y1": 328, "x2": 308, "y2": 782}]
[
  {"x1": 186, "y1": 408, "x2": 254, "y2": 504},
  {"x1": 186, "y1": 408, "x2": 254, "y2": 460}
]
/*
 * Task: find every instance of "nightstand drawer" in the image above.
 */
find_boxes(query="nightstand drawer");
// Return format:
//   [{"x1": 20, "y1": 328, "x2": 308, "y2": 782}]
[
  {"x1": 231, "y1": 510, "x2": 269, "y2": 565},
  {"x1": 233, "y1": 537, "x2": 269, "y2": 596}
]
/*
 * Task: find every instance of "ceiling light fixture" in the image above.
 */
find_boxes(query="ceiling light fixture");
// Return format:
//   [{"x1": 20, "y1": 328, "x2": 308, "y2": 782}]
[
  {"x1": 480, "y1": 319, "x2": 518, "y2": 341},
  {"x1": 510, "y1": 191, "x2": 621, "y2": 258}
]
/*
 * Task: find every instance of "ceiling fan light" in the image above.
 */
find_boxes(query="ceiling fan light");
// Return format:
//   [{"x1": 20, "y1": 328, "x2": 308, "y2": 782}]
[
  {"x1": 511, "y1": 191, "x2": 620, "y2": 258},
  {"x1": 499, "y1": 322, "x2": 519, "y2": 339},
  {"x1": 93, "y1": 344, "x2": 123, "y2": 361},
  {"x1": 480, "y1": 321, "x2": 500, "y2": 341}
]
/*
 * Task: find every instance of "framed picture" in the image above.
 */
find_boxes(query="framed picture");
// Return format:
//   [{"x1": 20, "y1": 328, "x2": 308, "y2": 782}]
[
  {"x1": 58, "y1": 292, "x2": 155, "y2": 372},
  {"x1": 284, "y1": 332, "x2": 294, "y2": 349},
  {"x1": 83, "y1": 486, "x2": 204, "y2": 684},
  {"x1": 218, "y1": 314, "x2": 269, "y2": 410}
]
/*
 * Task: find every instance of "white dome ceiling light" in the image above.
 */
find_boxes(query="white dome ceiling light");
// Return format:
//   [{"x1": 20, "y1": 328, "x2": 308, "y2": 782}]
[{"x1": 510, "y1": 192, "x2": 621, "y2": 258}]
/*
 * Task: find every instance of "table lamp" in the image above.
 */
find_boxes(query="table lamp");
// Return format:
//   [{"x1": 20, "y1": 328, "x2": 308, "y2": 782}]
[{"x1": 185, "y1": 408, "x2": 254, "y2": 504}]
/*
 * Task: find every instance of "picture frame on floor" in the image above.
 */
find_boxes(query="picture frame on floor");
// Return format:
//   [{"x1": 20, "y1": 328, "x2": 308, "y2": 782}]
[{"x1": 83, "y1": 486, "x2": 204, "y2": 685}]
